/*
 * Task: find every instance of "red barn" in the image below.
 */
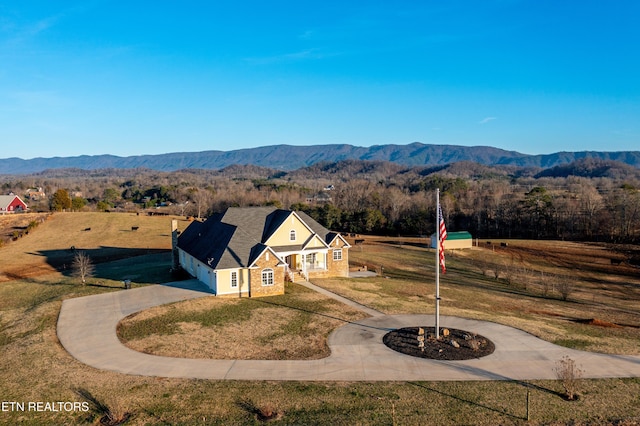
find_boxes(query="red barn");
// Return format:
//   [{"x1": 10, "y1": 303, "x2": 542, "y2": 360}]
[{"x1": 0, "y1": 194, "x2": 28, "y2": 214}]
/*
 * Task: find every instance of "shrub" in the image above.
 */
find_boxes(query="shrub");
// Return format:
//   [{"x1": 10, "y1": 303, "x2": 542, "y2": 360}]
[
  {"x1": 554, "y1": 355, "x2": 583, "y2": 400},
  {"x1": 557, "y1": 280, "x2": 575, "y2": 301},
  {"x1": 236, "y1": 398, "x2": 282, "y2": 422},
  {"x1": 74, "y1": 388, "x2": 131, "y2": 425}
]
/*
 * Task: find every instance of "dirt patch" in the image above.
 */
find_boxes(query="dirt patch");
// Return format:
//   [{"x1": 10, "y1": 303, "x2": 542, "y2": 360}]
[
  {"x1": 526, "y1": 309, "x2": 566, "y2": 318},
  {"x1": 383, "y1": 327, "x2": 495, "y2": 360},
  {"x1": 571, "y1": 318, "x2": 623, "y2": 328}
]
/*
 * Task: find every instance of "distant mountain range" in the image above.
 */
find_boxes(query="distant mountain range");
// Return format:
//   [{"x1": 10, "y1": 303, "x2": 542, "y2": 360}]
[{"x1": 2, "y1": 143, "x2": 639, "y2": 174}]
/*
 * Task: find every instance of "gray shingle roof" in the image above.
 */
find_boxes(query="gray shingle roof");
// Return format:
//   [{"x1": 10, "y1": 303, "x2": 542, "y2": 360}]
[
  {"x1": 178, "y1": 207, "x2": 286, "y2": 269},
  {"x1": 296, "y1": 211, "x2": 335, "y2": 244},
  {"x1": 178, "y1": 207, "x2": 342, "y2": 270}
]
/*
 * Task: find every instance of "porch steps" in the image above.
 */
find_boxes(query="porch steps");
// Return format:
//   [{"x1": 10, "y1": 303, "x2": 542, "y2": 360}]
[{"x1": 286, "y1": 269, "x2": 308, "y2": 283}]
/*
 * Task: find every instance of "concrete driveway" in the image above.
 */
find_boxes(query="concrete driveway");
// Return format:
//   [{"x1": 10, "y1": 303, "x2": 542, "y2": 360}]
[{"x1": 57, "y1": 279, "x2": 640, "y2": 381}]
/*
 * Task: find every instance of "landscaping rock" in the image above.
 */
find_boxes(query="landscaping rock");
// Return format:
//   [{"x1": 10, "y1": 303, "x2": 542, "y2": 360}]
[{"x1": 383, "y1": 327, "x2": 495, "y2": 360}]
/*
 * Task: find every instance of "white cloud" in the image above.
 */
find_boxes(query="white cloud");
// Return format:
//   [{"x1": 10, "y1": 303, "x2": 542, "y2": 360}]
[
  {"x1": 244, "y1": 48, "x2": 336, "y2": 65},
  {"x1": 479, "y1": 117, "x2": 497, "y2": 124},
  {"x1": 2, "y1": 14, "x2": 61, "y2": 48}
]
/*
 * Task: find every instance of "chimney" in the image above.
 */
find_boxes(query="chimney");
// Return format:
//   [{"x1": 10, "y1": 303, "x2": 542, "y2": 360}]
[{"x1": 171, "y1": 220, "x2": 180, "y2": 271}]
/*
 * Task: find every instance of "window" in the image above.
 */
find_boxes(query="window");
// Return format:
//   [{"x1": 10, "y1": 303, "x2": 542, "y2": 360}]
[
  {"x1": 230, "y1": 271, "x2": 238, "y2": 288},
  {"x1": 306, "y1": 253, "x2": 316, "y2": 266},
  {"x1": 333, "y1": 249, "x2": 343, "y2": 261},
  {"x1": 290, "y1": 229, "x2": 296, "y2": 241},
  {"x1": 261, "y1": 268, "x2": 274, "y2": 286}
]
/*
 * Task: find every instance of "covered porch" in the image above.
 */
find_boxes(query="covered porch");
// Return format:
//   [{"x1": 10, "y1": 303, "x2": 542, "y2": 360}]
[{"x1": 281, "y1": 249, "x2": 328, "y2": 281}]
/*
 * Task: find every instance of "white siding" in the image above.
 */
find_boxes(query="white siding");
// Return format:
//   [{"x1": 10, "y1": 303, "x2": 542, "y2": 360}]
[{"x1": 179, "y1": 249, "x2": 217, "y2": 294}]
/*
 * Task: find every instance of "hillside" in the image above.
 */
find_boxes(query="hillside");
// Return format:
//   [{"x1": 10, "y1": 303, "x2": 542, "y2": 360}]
[
  {"x1": 2, "y1": 142, "x2": 639, "y2": 174},
  {"x1": 0, "y1": 212, "x2": 188, "y2": 282},
  {"x1": 535, "y1": 158, "x2": 640, "y2": 179}
]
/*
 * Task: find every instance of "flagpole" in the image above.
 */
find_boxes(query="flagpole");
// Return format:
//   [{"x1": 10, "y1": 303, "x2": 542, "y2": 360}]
[{"x1": 435, "y1": 188, "x2": 440, "y2": 339}]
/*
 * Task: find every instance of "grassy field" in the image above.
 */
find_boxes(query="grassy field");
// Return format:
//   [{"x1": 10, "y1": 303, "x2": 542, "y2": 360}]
[
  {"x1": 0, "y1": 212, "x2": 188, "y2": 283},
  {"x1": 321, "y1": 237, "x2": 640, "y2": 354},
  {"x1": 118, "y1": 282, "x2": 368, "y2": 360},
  {"x1": 1, "y1": 212, "x2": 640, "y2": 425}
]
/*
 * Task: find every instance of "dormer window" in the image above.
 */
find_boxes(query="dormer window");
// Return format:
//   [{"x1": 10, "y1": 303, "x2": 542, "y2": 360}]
[{"x1": 290, "y1": 229, "x2": 296, "y2": 241}]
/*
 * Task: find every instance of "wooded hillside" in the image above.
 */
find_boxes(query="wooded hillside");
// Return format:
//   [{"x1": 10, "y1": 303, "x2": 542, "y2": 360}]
[
  {"x1": 1, "y1": 158, "x2": 639, "y2": 243},
  {"x1": 2, "y1": 142, "x2": 640, "y2": 173}
]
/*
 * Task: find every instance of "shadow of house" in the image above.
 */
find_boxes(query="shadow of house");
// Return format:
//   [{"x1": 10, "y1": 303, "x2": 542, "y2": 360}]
[{"x1": 35, "y1": 246, "x2": 170, "y2": 284}]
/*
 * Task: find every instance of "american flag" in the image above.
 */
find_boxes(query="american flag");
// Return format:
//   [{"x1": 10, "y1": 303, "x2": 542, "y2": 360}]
[{"x1": 438, "y1": 205, "x2": 447, "y2": 273}]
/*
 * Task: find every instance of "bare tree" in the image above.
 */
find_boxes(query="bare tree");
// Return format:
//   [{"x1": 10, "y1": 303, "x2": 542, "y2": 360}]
[
  {"x1": 571, "y1": 178, "x2": 603, "y2": 238},
  {"x1": 539, "y1": 271, "x2": 551, "y2": 296},
  {"x1": 72, "y1": 251, "x2": 95, "y2": 285},
  {"x1": 491, "y1": 260, "x2": 505, "y2": 281},
  {"x1": 189, "y1": 186, "x2": 215, "y2": 218},
  {"x1": 556, "y1": 278, "x2": 574, "y2": 301}
]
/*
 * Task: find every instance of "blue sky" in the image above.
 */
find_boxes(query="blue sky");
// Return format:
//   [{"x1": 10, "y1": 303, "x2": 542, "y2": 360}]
[{"x1": 1, "y1": 1, "x2": 639, "y2": 159}]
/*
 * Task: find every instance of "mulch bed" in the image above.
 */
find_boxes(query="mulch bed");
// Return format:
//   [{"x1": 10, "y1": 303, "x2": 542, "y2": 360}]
[{"x1": 383, "y1": 327, "x2": 495, "y2": 360}]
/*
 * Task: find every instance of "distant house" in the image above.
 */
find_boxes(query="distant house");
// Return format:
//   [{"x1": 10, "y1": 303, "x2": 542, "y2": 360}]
[
  {"x1": 176, "y1": 207, "x2": 350, "y2": 297},
  {"x1": 430, "y1": 231, "x2": 473, "y2": 250},
  {"x1": 0, "y1": 194, "x2": 28, "y2": 214},
  {"x1": 25, "y1": 187, "x2": 46, "y2": 201},
  {"x1": 305, "y1": 191, "x2": 332, "y2": 204}
]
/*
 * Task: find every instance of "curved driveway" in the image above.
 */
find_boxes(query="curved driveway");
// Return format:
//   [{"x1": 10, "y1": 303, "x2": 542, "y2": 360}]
[{"x1": 57, "y1": 279, "x2": 640, "y2": 381}]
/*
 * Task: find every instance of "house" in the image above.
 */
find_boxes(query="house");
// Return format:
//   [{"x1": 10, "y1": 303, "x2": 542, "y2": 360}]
[
  {"x1": 0, "y1": 194, "x2": 28, "y2": 214},
  {"x1": 25, "y1": 187, "x2": 46, "y2": 200},
  {"x1": 305, "y1": 191, "x2": 332, "y2": 204},
  {"x1": 175, "y1": 207, "x2": 350, "y2": 297},
  {"x1": 430, "y1": 231, "x2": 473, "y2": 250}
]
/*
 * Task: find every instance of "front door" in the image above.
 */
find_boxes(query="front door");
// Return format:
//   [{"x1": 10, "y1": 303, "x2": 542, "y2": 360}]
[{"x1": 286, "y1": 254, "x2": 297, "y2": 270}]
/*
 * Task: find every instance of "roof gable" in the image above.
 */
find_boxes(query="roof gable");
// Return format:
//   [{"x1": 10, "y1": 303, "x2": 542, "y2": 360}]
[
  {"x1": 264, "y1": 211, "x2": 317, "y2": 247},
  {"x1": 248, "y1": 245, "x2": 285, "y2": 268},
  {"x1": 295, "y1": 211, "x2": 340, "y2": 245},
  {"x1": 326, "y1": 232, "x2": 350, "y2": 248},
  {"x1": 302, "y1": 233, "x2": 328, "y2": 250}
]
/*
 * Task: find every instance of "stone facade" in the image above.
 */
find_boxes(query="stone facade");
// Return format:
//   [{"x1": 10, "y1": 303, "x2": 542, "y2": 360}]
[
  {"x1": 307, "y1": 242, "x2": 350, "y2": 279},
  {"x1": 328, "y1": 241, "x2": 350, "y2": 277},
  {"x1": 248, "y1": 251, "x2": 285, "y2": 297}
]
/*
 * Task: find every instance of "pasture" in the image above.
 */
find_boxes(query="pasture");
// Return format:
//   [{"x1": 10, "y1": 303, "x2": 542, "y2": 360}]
[
  {"x1": 0, "y1": 212, "x2": 187, "y2": 283},
  {"x1": 0, "y1": 211, "x2": 639, "y2": 425}
]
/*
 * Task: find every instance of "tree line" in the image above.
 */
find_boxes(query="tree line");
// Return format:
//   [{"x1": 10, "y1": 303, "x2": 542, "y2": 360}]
[{"x1": 2, "y1": 158, "x2": 639, "y2": 242}]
